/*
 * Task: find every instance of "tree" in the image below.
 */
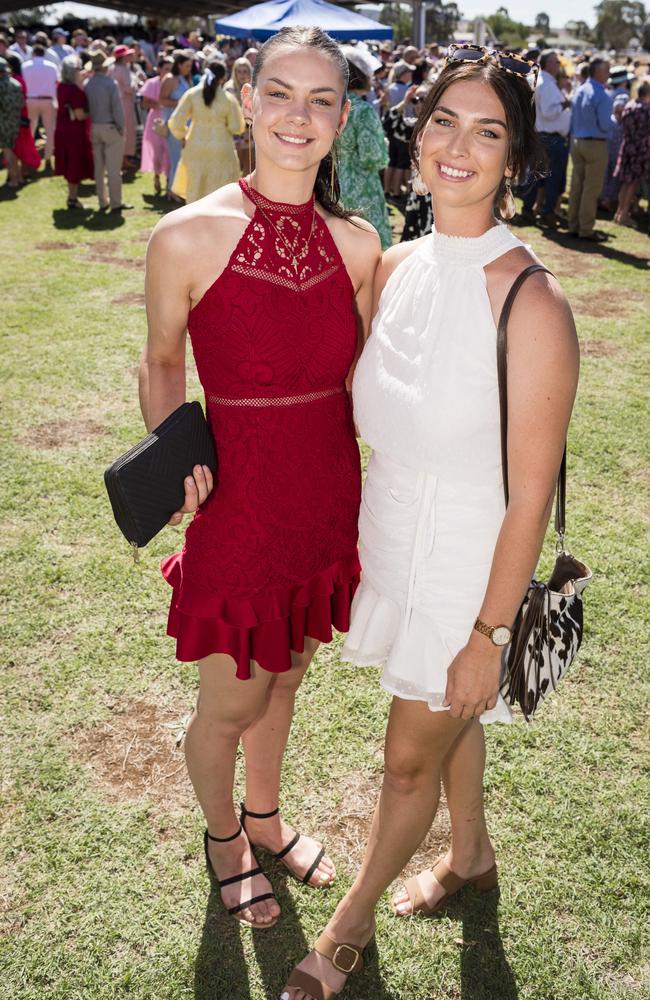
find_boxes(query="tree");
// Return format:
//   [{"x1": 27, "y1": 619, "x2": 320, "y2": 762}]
[
  {"x1": 486, "y1": 10, "x2": 530, "y2": 48},
  {"x1": 594, "y1": 1, "x2": 647, "y2": 49},
  {"x1": 534, "y1": 12, "x2": 551, "y2": 32},
  {"x1": 379, "y1": 4, "x2": 413, "y2": 43},
  {"x1": 566, "y1": 19, "x2": 595, "y2": 41},
  {"x1": 426, "y1": 1, "x2": 461, "y2": 43},
  {"x1": 4, "y1": 6, "x2": 51, "y2": 26}
]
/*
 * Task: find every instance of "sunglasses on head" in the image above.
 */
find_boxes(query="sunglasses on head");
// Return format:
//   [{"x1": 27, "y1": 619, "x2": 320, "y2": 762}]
[{"x1": 445, "y1": 43, "x2": 539, "y2": 92}]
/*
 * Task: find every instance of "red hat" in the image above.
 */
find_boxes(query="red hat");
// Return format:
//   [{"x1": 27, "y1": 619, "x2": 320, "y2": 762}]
[{"x1": 113, "y1": 44, "x2": 134, "y2": 59}]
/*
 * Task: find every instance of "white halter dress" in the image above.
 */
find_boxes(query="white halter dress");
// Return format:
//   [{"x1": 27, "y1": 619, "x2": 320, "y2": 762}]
[{"x1": 342, "y1": 223, "x2": 529, "y2": 725}]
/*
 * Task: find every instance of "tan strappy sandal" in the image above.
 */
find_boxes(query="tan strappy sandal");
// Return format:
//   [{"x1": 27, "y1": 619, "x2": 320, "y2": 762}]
[
  {"x1": 398, "y1": 858, "x2": 498, "y2": 917},
  {"x1": 284, "y1": 932, "x2": 365, "y2": 1000}
]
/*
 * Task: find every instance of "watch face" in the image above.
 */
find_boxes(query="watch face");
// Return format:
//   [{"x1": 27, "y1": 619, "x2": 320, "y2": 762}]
[{"x1": 492, "y1": 626, "x2": 511, "y2": 646}]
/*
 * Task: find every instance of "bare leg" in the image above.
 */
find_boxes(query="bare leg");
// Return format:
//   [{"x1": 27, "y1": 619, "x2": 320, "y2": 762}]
[
  {"x1": 241, "y1": 638, "x2": 336, "y2": 886},
  {"x1": 184, "y1": 653, "x2": 280, "y2": 926},
  {"x1": 392, "y1": 718, "x2": 495, "y2": 913},
  {"x1": 282, "y1": 697, "x2": 468, "y2": 1000},
  {"x1": 615, "y1": 181, "x2": 637, "y2": 224}
]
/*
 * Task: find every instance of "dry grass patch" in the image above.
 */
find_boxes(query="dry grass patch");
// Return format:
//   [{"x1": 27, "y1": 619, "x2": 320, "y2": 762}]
[
  {"x1": 34, "y1": 241, "x2": 75, "y2": 251},
  {"x1": 26, "y1": 417, "x2": 106, "y2": 450},
  {"x1": 69, "y1": 696, "x2": 194, "y2": 812},
  {"x1": 580, "y1": 339, "x2": 626, "y2": 359},
  {"x1": 112, "y1": 292, "x2": 145, "y2": 306}
]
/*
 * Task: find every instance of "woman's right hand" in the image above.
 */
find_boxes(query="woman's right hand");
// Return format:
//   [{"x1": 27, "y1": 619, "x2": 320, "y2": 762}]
[{"x1": 168, "y1": 464, "x2": 214, "y2": 525}]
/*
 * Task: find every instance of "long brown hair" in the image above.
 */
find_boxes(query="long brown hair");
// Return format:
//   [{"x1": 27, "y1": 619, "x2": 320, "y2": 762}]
[
  {"x1": 410, "y1": 60, "x2": 543, "y2": 214},
  {"x1": 251, "y1": 26, "x2": 354, "y2": 221}
]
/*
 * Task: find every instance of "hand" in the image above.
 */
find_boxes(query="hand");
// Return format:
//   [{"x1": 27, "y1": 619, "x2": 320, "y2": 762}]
[
  {"x1": 443, "y1": 636, "x2": 502, "y2": 720},
  {"x1": 168, "y1": 464, "x2": 214, "y2": 526},
  {"x1": 405, "y1": 84, "x2": 419, "y2": 102}
]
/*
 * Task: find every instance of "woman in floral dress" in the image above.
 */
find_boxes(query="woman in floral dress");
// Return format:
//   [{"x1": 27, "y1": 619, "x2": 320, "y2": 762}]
[
  {"x1": 614, "y1": 81, "x2": 650, "y2": 227},
  {"x1": 336, "y1": 51, "x2": 392, "y2": 249}
]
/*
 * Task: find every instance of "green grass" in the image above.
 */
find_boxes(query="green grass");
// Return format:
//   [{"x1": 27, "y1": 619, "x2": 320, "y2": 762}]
[{"x1": 1, "y1": 169, "x2": 648, "y2": 1000}]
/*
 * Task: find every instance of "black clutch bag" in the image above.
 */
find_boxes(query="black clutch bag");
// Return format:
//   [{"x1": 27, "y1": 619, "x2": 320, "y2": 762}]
[{"x1": 104, "y1": 401, "x2": 217, "y2": 557}]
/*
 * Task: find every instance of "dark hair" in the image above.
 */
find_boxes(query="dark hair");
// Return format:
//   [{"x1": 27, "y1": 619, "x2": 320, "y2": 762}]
[
  {"x1": 589, "y1": 57, "x2": 608, "y2": 78},
  {"x1": 171, "y1": 49, "x2": 191, "y2": 75},
  {"x1": 347, "y1": 58, "x2": 370, "y2": 92},
  {"x1": 32, "y1": 44, "x2": 45, "y2": 57},
  {"x1": 638, "y1": 81, "x2": 650, "y2": 100},
  {"x1": 251, "y1": 25, "x2": 354, "y2": 221},
  {"x1": 539, "y1": 49, "x2": 557, "y2": 71},
  {"x1": 203, "y1": 60, "x2": 226, "y2": 106},
  {"x1": 410, "y1": 60, "x2": 542, "y2": 218},
  {"x1": 6, "y1": 52, "x2": 21, "y2": 76}
]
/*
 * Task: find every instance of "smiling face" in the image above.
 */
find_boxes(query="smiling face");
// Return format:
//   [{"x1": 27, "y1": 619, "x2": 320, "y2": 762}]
[
  {"x1": 418, "y1": 78, "x2": 511, "y2": 214},
  {"x1": 242, "y1": 47, "x2": 349, "y2": 176},
  {"x1": 235, "y1": 61, "x2": 251, "y2": 85}
]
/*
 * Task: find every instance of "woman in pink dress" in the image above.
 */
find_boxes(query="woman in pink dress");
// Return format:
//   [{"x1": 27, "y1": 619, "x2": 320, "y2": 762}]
[
  {"x1": 139, "y1": 56, "x2": 172, "y2": 195},
  {"x1": 109, "y1": 44, "x2": 140, "y2": 168}
]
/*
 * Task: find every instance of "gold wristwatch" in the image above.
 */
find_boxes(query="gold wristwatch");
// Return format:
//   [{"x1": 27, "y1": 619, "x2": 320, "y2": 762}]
[{"x1": 473, "y1": 617, "x2": 512, "y2": 647}]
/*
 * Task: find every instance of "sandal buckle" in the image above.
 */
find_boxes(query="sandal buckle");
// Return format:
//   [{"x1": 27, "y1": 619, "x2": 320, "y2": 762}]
[{"x1": 331, "y1": 944, "x2": 359, "y2": 974}]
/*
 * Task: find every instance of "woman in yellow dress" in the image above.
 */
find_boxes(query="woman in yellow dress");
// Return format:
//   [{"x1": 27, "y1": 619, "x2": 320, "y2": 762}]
[{"x1": 168, "y1": 60, "x2": 244, "y2": 204}]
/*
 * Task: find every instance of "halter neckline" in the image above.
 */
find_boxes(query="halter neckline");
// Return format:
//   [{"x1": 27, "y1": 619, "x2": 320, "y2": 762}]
[
  {"x1": 427, "y1": 221, "x2": 525, "y2": 266},
  {"x1": 239, "y1": 178, "x2": 315, "y2": 216}
]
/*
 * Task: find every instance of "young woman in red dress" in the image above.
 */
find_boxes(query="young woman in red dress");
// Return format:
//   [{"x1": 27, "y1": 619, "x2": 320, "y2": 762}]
[{"x1": 140, "y1": 27, "x2": 380, "y2": 930}]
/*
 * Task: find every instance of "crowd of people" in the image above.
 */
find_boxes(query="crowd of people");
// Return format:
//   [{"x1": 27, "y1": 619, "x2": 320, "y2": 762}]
[{"x1": 0, "y1": 24, "x2": 648, "y2": 240}]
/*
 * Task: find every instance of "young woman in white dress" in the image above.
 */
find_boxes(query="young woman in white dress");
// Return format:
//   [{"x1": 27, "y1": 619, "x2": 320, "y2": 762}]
[{"x1": 282, "y1": 49, "x2": 580, "y2": 1000}]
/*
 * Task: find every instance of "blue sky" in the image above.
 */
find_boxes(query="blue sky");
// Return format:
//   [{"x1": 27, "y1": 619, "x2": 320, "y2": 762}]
[{"x1": 47, "y1": 2, "x2": 599, "y2": 29}]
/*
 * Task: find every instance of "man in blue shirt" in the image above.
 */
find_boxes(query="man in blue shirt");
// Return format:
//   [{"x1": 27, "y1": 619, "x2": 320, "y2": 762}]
[{"x1": 567, "y1": 56, "x2": 613, "y2": 241}]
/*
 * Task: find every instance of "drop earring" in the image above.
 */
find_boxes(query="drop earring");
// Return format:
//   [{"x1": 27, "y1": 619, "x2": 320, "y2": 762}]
[
  {"x1": 330, "y1": 129, "x2": 339, "y2": 196},
  {"x1": 246, "y1": 119, "x2": 253, "y2": 179},
  {"x1": 500, "y1": 177, "x2": 516, "y2": 220},
  {"x1": 412, "y1": 144, "x2": 428, "y2": 196},
  {"x1": 412, "y1": 168, "x2": 429, "y2": 197}
]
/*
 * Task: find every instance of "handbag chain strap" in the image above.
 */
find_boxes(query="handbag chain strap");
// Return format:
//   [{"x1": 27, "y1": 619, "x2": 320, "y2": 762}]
[{"x1": 496, "y1": 263, "x2": 567, "y2": 551}]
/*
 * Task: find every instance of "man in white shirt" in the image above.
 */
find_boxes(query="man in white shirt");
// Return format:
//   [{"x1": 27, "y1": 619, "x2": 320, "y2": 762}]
[
  {"x1": 22, "y1": 44, "x2": 58, "y2": 167},
  {"x1": 8, "y1": 29, "x2": 32, "y2": 64},
  {"x1": 521, "y1": 50, "x2": 572, "y2": 229}
]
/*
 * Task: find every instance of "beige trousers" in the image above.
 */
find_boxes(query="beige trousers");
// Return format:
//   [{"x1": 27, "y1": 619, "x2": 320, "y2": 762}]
[
  {"x1": 91, "y1": 123, "x2": 125, "y2": 209},
  {"x1": 568, "y1": 138, "x2": 609, "y2": 237},
  {"x1": 27, "y1": 97, "x2": 56, "y2": 159}
]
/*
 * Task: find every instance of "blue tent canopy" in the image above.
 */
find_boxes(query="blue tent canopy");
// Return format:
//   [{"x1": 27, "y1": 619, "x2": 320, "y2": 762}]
[{"x1": 215, "y1": 0, "x2": 393, "y2": 41}]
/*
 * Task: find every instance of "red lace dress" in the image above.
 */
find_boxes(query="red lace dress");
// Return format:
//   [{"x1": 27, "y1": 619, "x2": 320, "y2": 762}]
[{"x1": 161, "y1": 179, "x2": 362, "y2": 678}]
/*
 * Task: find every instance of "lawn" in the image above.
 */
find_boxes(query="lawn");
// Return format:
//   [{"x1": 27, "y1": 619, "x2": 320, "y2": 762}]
[{"x1": 0, "y1": 168, "x2": 648, "y2": 1000}]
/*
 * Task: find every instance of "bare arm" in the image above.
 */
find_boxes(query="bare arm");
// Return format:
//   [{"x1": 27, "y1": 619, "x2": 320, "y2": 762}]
[
  {"x1": 445, "y1": 272, "x2": 580, "y2": 719},
  {"x1": 158, "y1": 75, "x2": 177, "y2": 108},
  {"x1": 344, "y1": 221, "x2": 381, "y2": 391},
  {"x1": 140, "y1": 218, "x2": 213, "y2": 521}
]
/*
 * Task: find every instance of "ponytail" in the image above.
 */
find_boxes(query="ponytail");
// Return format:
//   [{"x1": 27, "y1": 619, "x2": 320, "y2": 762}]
[{"x1": 203, "y1": 60, "x2": 226, "y2": 106}]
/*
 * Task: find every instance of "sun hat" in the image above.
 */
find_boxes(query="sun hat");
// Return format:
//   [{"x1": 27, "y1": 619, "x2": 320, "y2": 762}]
[
  {"x1": 392, "y1": 59, "x2": 416, "y2": 78},
  {"x1": 113, "y1": 44, "x2": 135, "y2": 60},
  {"x1": 88, "y1": 50, "x2": 115, "y2": 71},
  {"x1": 341, "y1": 43, "x2": 382, "y2": 77},
  {"x1": 608, "y1": 64, "x2": 635, "y2": 85}
]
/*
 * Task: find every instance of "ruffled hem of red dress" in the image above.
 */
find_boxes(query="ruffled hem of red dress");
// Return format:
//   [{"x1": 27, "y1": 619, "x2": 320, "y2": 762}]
[{"x1": 161, "y1": 551, "x2": 361, "y2": 679}]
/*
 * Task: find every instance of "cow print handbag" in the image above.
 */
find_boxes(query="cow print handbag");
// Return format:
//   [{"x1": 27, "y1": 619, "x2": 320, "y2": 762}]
[{"x1": 496, "y1": 265, "x2": 592, "y2": 721}]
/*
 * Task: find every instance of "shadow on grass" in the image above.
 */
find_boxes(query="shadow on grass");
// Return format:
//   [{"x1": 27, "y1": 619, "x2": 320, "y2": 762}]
[
  {"x1": 142, "y1": 192, "x2": 180, "y2": 217},
  {"x1": 52, "y1": 207, "x2": 126, "y2": 231},
  {"x1": 443, "y1": 887, "x2": 518, "y2": 1000},
  {"x1": 540, "y1": 229, "x2": 649, "y2": 270},
  {"x1": 194, "y1": 857, "x2": 397, "y2": 1000}
]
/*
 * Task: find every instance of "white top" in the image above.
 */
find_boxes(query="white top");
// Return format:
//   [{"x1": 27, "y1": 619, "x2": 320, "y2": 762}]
[
  {"x1": 353, "y1": 222, "x2": 525, "y2": 491},
  {"x1": 345, "y1": 222, "x2": 528, "y2": 726},
  {"x1": 535, "y1": 69, "x2": 572, "y2": 136},
  {"x1": 21, "y1": 57, "x2": 59, "y2": 98}
]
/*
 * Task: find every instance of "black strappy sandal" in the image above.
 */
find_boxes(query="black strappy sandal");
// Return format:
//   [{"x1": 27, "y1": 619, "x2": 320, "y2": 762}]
[
  {"x1": 240, "y1": 802, "x2": 333, "y2": 888},
  {"x1": 203, "y1": 824, "x2": 279, "y2": 929}
]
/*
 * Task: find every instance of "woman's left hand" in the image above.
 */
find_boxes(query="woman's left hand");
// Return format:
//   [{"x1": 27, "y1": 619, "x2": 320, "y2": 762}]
[{"x1": 443, "y1": 637, "x2": 502, "y2": 720}]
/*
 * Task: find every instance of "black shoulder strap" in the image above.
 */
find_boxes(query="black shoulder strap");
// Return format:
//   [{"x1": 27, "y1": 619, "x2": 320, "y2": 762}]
[{"x1": 496, "y1": 263, "x2": 566, "y2": 542}]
